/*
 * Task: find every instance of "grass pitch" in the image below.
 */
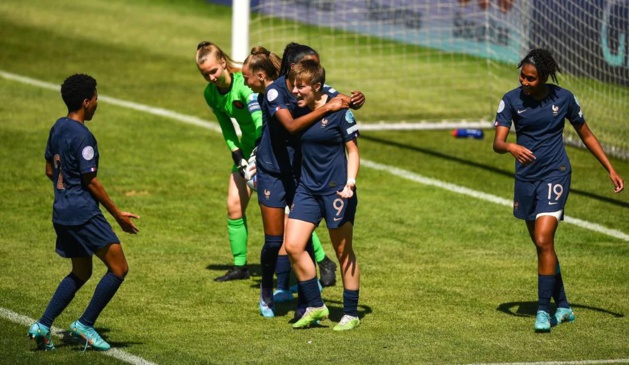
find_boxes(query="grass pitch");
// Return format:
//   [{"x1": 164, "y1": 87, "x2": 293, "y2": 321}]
[{"x1": 1, "y1": 1, "x2": 628, "y2": 364}]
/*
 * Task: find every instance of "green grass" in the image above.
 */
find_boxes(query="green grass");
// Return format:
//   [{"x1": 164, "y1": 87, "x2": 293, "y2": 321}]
[{"x1": 1, "y1": 1, "x2": 629, "y2": 364}]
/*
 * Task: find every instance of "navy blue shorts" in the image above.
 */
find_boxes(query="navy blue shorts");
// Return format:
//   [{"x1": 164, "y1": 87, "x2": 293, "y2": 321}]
[
  {"x1": 513, "y1": 174, "x2": 571, "y2": 221},
  {"x1": 257, "y1": 167, "x2": 296, "y2": 209},
  {"x1": 54, "y1": 214, "x2": 120, "y2": 258},
  {"x1": 289, "y1": 185, "x2": 357, "y2": 228}
]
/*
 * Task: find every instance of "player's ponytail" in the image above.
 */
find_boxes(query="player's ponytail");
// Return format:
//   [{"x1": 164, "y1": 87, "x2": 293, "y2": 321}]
[
  {"x1": 196, "y1": 41, "x2": 240, "y2": 73},
  {"x1": 243, "y1": 46, "x2": 281, "y2": 81}
]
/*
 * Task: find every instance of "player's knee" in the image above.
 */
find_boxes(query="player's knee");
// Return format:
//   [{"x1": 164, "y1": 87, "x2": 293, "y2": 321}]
[
  {"x1": 72, "y1": 270, "x2": 92, "y2": 283},
  {"x1": 534, "y1": 235, "x2": 554, "y2": 251},
  {"x1": 263, "y1": 235, "x2": 283, "y2": 251},
  {"x1": 110, "y1": 261, "x2": 129, "y2": 279}
]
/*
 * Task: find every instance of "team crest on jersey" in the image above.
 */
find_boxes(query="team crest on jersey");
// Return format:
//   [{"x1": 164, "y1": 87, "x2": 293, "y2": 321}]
[
  {"x1": 264, "y1": 189, "x2": 271, "y2": 200},
  {"x1": 233, "y1": 100, "x2": 244, "y2": 109},
  {"x1": 552, "y1": 105, "x2": 559, "y2": 116},
  {"x1": 321, "y1": 118, "x2": 328, "y2": 128},
  {"x1": 82, "y1": 146, "x2": 95, "y2": 160}
]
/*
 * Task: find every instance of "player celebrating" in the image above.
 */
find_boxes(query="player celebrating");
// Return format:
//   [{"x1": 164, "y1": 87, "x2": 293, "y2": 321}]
[
  {"x1": 285, "y1": 60, "x2": 361, "y2": 330},
  {"x1": 241, "y1": 44, "x2": 358, "y2": 318},
  {"x1": 28, "y1": 74, "x2": 139, "y2": 351},
  {"x1": 493, "y1": 48, "x2": 624, "y2": 332},
  {"x1": 196, "y1": 41, "x2": 261, "y2": 282}
]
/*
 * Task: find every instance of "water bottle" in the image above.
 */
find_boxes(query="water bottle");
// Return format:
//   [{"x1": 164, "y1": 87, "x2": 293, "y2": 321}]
[{"x1": 452, "y1": 128, "x2": 484, "y2": 139}]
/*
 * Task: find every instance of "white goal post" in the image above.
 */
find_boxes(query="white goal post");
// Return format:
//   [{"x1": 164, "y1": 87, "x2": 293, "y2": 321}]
[{"x1": 226, "y1": 0, "x2": 629, "y2": 159}]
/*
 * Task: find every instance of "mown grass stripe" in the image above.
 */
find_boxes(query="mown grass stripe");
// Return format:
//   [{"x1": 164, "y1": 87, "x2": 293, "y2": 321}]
[{"x1": 2, "y1": 69, "x2": 627, "y2": 242}]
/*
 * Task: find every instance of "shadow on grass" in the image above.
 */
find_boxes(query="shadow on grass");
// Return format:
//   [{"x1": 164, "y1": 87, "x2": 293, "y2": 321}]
[
  {"x1": 55, "y1": 328, "x2": 144, "y2": 351},
  {"x1": 496, "y1": 301, "x2": 625, "y2": 318},
  {"x1": 361, "y1": 133, "x2": 629, "y2": 209},
  {"x1": 205, "y1": 263, "x2": 262, "y2": 278}
]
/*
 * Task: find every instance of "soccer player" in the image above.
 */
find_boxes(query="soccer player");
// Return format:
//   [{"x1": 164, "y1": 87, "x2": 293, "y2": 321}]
[
  {"x1": 28, "y1": 74, "x2": 140, "y2": 351},
  {"x1": 493, "y1": 48, "x2": 624, "y2": 333},
  {"x1": 284, "y1": 60, "x2": 361, "y2": 331},
  {"x1": 196, "y1": 41, "x2": 262, "y2": 282},
  {"x1": 242, "y1": 45, "x2": 356, "y2": 318}
]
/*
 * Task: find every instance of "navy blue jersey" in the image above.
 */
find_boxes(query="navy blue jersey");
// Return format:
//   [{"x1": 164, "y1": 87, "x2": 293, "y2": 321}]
[
  {"x1": 44, "y1": 118, "x2": 102, "y2": 225},
  {"x1": 494, "y1": 84, "x2": 585, "y2": 181},
  {"x1": 299, "y1": 108, "x2": 359, "y2": 194},
  {"x1": 256, "y1": 76, "x2": 340, "y2": 176},
  {"x1": 256, "y1": 78, "x2": 293, "y2": 175}
]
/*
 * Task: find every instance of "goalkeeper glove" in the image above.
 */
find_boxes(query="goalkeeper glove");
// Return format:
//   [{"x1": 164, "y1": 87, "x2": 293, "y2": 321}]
[{"x1": 231, "y1": 149, "x2": 248, "y2": 177}]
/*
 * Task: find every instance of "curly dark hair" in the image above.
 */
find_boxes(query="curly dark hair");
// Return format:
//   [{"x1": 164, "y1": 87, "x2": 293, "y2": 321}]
[
  {"x1": 60, "y1": 74, "x2": 97, "y2": 112},
  {"x1": 517, "y1": 48, "x2": 561, "y2": 84},
  {"x1": 279, "y1": 42, "x2": 319, "y2": 77}
]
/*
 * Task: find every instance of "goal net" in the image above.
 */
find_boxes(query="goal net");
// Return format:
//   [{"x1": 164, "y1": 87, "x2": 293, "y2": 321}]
[{"x1": 247, "y1": 0, "x2": 629, "y2": 159}]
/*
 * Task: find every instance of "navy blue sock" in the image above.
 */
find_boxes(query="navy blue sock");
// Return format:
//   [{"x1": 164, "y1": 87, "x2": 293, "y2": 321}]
[
  {"x1": 260, "y1": 235, "x2": 283, "y2": 289},
  {"x1": 79, "y1": 271, "x2": 124, "y2": 327},
  {"x1": 537, "y1": 274, "x2": 556, "y2": 313},
  {"x1": 298, "y1": 277, "x2": 324, "y2": 307},
  {"x1": 275, "y1": 254, "x2": 291, "y2": 290},
  {"x1": 343, "y1": 289, "x2": 360, "y2": 317},
  {"x1": 40, "y1": 273, "x2": 85, "y2": 328},
  {"x1": 553, "y1": 264, "x2": 570, "y2": 308}
]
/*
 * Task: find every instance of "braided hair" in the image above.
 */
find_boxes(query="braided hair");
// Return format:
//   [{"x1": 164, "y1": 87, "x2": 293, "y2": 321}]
[{"x1": 518, "y1": 48, "x2": 561, "y2": 84}]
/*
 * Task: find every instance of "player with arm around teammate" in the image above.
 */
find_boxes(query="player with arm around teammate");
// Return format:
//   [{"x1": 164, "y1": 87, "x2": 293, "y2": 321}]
[
  {"x1": 28, "y1": 74, "x2": 139, "y2": 351},
  {"x1": 284, "y1": 60, "x2": 361, "y2": 331},
  {"x1": 492, "y1": 48, "x2": 624, "y2": 333},
  {"x1": 241, "y1": 46, "x2": 349, "y2": 318},
  {"x1": 248, "y1": 43, "x2": 365, "y2": 320},
  {"x1": 196, "y1": 41, "x2": 263, "y2": 282}
]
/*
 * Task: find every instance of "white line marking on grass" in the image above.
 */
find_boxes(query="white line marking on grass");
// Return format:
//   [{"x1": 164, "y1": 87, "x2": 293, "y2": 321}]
[
  {"x1": 0, "y1": 308, "x2": 159, "y2": 365},
  {"x1": 362, "y1": 160, "x2": 629, "y2": 242},
  {"x1": 3, "y1": 69, "x2": 629, "y2": 364},
  {"x1": 2, "y1": 69, "x2": 627, "y2": 242},
  {"x1": 467, "y1": 360, "x2": 629, "y2": 365},
  {"x1": 0, "y1": 70, "x2": 222, "y2": 133}
]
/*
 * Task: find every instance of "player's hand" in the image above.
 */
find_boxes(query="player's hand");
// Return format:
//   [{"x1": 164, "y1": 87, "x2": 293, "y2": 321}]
[
  {"x1": 116, "y1": 212, "x2": 140, "y2": 234},
  {"x1": 237, "y1": 159, "x2": 248, "y2": 177},
  {"x1": 508, "y1": 144, "x2": 536, "y2": 165},
  {"x1": 327, "y1": 96, "x2": 350, "y2": 112},
  {"x1": 610, "y1": 171, "x2": 624, "y2": 193},
  {"x1": 349, "y1": 91, "x2": 365, "y2": 110},
  {"x1": 245, "y1": 160, "x2": 257, "y2": 181},
  {"x1": 337, "y1": 182, "x2": 355, "y2": 199}
]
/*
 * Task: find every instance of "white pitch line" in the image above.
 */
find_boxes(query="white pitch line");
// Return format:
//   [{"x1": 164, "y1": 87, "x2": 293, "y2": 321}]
[
  {"x1": 0, "y1": 308, "x2": 158, "y2": 365},
  {"x1": 467, "y1": 360, "x2": 629, "y2": 365},
  {"x1": 361, "y1": 160, "x2": 629, "y2": 242},
  {"x1": 2, "y1": 70, "x2": 629, "y2": 365},
  {"x1": 1, "y1": 70, "x2": 627, "y2": 242}
]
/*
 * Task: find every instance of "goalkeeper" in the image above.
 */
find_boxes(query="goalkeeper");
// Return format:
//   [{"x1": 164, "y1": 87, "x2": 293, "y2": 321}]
[{"x1": 196, "y1": 41, "x2": 261, "y2": 282}]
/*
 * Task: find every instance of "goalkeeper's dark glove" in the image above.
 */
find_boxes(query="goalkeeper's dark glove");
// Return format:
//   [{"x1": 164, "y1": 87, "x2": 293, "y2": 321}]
[{"x1": 231, "y1": 149, "x2": 248, "y2": 177}]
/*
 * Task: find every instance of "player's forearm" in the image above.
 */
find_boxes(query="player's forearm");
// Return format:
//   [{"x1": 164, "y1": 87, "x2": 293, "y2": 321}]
[
  {"x1": 45, "y1": 161, "x2": 54, "y2": 181},
  {"x1": 282, "y1": 106, "x2": 330, "y2": 133},
  {"x1": 346, "y1": 146, "x2": 360, "y2": 181},
  {"x1": 582, "y1": 135, "x2": 617, "y2": 174},
  {"x1": 86, "y1": 177, "x2": 123, "y2": 219}
]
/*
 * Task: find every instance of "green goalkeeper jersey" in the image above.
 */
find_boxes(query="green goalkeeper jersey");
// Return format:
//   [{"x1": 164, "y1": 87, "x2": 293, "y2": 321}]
[{"x1": 204, "y1": 72, "x2": 262, "y2": 160}]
